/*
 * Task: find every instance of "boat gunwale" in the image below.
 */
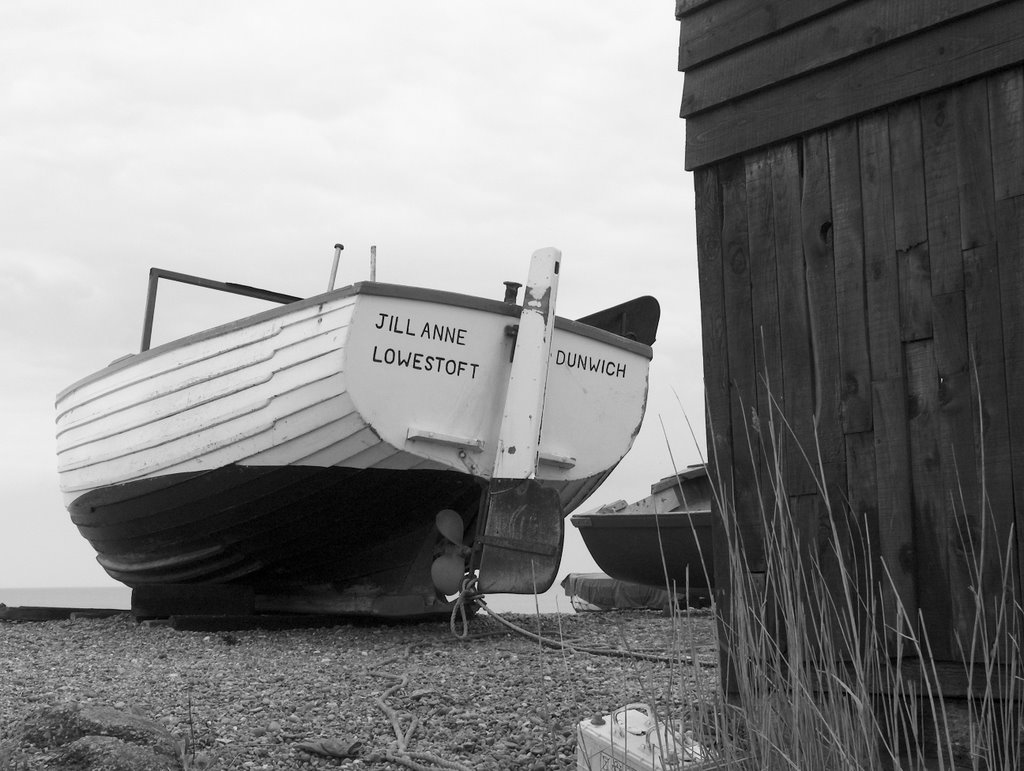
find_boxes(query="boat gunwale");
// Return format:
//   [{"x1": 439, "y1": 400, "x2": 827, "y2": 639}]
[
  {"x1": 570, "y1": 510, "x2": 714, "y2": 529},
  {"x1": 56, "y1": 281, "x2": 655, "y2": 403}
]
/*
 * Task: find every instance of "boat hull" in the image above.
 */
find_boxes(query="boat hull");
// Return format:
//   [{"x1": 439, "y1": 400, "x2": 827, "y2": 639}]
[
  {"x1": 69, "y1": 465, "x2": 605, "y2": 595},
  {"x1": 570, "y1": 511, "x2": 715, "y2": 590},
  {"x1": 56, "y1": 281, "x2": 654, "y2": 614},
  {"x1": 69, "y1": 465, "x2": 481, "y2": 587}
]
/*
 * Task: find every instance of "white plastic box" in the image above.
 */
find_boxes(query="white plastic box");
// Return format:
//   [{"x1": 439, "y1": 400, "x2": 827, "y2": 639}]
[{"x1": 575, "y1": 703, "x2": 714, "y2": 770}]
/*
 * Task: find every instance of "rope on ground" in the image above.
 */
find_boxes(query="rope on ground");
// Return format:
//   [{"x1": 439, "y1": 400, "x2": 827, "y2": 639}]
[
  {"x1": 365, "y1": 644, "x2": 475, "y2": 771},
  {"x1": 453, "y1": 589, "x2": 716, "y2": 668}
]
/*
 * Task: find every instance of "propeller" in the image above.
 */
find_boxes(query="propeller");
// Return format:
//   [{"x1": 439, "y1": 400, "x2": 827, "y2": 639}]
[
  {"x1": 435, "y1": 509, "x2": 464, "y2": 545},
  {"x1": 431, "y1": 509, "x2": 468, "y2": 596},
  {"x1": 431, "y1": 554, "x2": 466, "y2": 596}
]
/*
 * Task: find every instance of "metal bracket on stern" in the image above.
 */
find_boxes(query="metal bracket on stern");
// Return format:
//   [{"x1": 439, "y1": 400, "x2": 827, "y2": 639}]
[{"x1": 406, "y1": 428, "x2": 485, "y2": 452}]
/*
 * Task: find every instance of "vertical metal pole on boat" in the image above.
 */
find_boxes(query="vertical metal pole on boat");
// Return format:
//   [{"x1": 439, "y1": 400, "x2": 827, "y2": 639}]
[
  {"x1": 475, "y1": 247, "x2": 565, "y2": 594},
  {"x1": 493, "y1": 247, "x2": 561, "y2": 479},
  {"x1": 140, "y1": 268, "x2": 160, "y2": 352},
  {"x1": 370, "y1": 245, "x2": 377, "y2": 282},
  {"x1": 327, "y1": 243, "x2": 344, "y2": 291}
]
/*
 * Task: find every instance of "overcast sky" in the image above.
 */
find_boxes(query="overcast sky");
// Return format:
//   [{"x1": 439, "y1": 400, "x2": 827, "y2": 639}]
[{"x1": 0, "y1": 2, "x2": 702, "y2": 590}]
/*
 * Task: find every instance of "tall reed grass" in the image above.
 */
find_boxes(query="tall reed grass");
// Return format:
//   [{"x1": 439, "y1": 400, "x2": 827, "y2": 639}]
[{"x1": 653, "y1": 403, "x2": 1024, "y2": 770}]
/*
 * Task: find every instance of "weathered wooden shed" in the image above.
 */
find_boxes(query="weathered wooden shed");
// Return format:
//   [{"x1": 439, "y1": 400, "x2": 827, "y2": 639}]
[{"x1": 677, "y1": 0, "x2": 1024, "y2": 695}]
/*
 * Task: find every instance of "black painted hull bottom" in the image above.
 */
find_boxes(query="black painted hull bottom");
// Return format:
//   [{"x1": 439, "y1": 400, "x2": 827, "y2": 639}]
[
  {"x1": 573, "y1": 512, "x2": 715, "y2": 590},
  {"x1": 68, "y1": 464, "x2": 488, "y2": 616}
]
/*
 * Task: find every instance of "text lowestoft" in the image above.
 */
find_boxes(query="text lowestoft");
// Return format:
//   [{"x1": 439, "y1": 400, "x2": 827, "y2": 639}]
[{"x1": 372, "y1": 345, "x2": 480, "y2": 379}]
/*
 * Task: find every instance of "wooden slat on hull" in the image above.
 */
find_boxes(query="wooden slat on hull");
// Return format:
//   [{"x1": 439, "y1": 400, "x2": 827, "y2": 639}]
[
  {"x1": 58, "y1": 301, "x2": 353, "y2": 431},
  {"x1": 57, "y1": 297, "x2": 359, "y2": 497}
]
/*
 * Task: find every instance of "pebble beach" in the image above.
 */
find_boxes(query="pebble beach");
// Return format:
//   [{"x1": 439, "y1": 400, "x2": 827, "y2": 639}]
[{"x1": 1, "y1": 608, "x2": 719, "y2": 770}]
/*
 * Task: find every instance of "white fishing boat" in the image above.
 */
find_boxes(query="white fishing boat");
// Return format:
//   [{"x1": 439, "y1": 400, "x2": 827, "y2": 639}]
[{"x1": 55, "y1": 247, "x2": 659, "y2": 617}]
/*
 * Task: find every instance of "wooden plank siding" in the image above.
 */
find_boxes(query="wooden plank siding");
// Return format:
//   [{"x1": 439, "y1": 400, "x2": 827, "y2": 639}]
[
  {"x1": 676, "y1": 0, "x2": 856, "y2": 71},
  {"x1": 678, "y1": 0, "x2": 1024, "y2": 170},
  {"x1": 679, "y1": 0, "x2": 1006, "y2": 114},
  {"x1": 828, "y1": 122, "x2": 874, "y2": 434},
  {"x1": 690, "y1": 62, "x2": 1024, "y2": 690},
  {"x1": 801, "y1": 131, "x2": 845, "y2": 471},
  {"x1": 773, "y1": 143, "x2": 819, "y2": 497},
  {"x1": 719, "y1": 156, "x2": 767, "y2": 571},
  {"x1": 996, "y1": 197, "x2": 1024, "y2": 604},
  {"x1": 989, "y1": 67, "x2": 1024, "y2": 609},
  {"x1": 694, "y1": 165, "x2": 733, "y2": 601}
]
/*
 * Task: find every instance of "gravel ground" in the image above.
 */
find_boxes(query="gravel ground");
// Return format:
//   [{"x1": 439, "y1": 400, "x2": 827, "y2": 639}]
[{"x1": 0, "y1": 608, "x2": 719, "y2": 770}]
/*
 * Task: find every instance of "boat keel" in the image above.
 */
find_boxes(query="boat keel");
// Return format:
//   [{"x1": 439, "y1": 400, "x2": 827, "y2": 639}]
[{"x1": 131, "y1": 582, "x2": 460, "y2": 619}]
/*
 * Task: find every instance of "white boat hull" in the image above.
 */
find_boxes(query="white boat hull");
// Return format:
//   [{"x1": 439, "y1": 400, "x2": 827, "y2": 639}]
[{"x1": 56, "y1": 281, "x2": 657, "y2": 615}]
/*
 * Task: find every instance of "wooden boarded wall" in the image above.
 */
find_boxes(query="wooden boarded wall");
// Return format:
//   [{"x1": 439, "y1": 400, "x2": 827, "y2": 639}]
[
  {"x1": 678, "y1": 0, "x2": 1024, "y2": 169},
  {"x1": 694, "y1": 65, "x2": 1024, "y2": 685}
]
